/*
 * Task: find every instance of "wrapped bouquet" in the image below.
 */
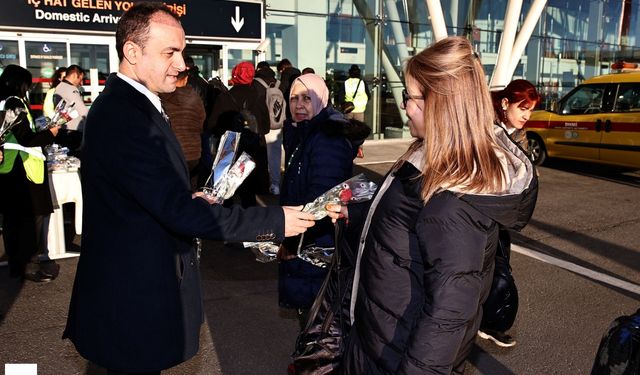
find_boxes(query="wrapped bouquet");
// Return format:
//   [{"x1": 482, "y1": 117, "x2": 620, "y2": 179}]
[
  {"x1": 245, "y1": 173, "x2": 378, "y2": 265},
  {"x1": 200, "y1": 131, "x2": 256, "y2": 202},
  {"x1": 0, "y1": 106, "x2": 25, "y2": 146},
  {"x1": 34, "y1": 99, "x2": 79, "y2": 131}
]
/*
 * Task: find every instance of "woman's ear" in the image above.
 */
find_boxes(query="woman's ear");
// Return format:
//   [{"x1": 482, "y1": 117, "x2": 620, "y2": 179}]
[{"x1": 501, "y1": 98, "x2": 509, "y2": 110}]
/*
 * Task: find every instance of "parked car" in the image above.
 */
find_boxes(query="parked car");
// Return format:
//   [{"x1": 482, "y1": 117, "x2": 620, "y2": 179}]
[{"x1": 527, "y1": 71, "x2": 640, "y2": 169}]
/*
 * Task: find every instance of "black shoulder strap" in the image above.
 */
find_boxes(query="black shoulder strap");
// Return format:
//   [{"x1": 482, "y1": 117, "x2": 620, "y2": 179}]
[{"x1": 352, "y1": 79, "x2": 362, "y2": 96}]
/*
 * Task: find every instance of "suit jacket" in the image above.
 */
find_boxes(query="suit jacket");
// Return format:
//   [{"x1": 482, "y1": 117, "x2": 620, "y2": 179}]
[{"x1": 63, "y1": 74, "x2": 283, "y2": 372}]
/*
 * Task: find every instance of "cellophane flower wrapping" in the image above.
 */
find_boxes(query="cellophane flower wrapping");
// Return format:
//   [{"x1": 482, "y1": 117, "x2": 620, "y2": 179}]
[
  {"x1": 245, "y1": 173, "x2": 378, "y2": 264},
  {"x1": 210, "y1": 152, "x2": 255, "y2": 200},
  {"x1": 34, "y1": 99, "x2": 79, "y2": 131},
  {"x1": 301, "y1": 173, "x2": 378, "y2": 220},
  {"x1": 0, "y1": 107, "x2": 25, "y2": 146},
  {"x1": 200, "y1": 131, "x2": 242, "y2": 203}
]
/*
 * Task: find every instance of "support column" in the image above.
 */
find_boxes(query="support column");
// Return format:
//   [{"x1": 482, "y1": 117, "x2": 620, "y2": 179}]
[
  {"x1": 281, "y1": 1, "x2": 327, "y2": 75},
  {"x1": 585, "y1": 0, "x2": 603, "y2": 78}
]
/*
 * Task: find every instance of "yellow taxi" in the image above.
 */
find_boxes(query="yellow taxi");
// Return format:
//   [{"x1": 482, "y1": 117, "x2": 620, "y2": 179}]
[{"x1": 527, "y1": 70, "x2": 640, "y2": 169}]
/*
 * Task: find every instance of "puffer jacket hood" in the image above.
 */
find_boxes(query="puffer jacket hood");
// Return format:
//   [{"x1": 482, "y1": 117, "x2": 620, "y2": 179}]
[{"x1": 458, "y1": 125, "x2": 538, "y2": 231}]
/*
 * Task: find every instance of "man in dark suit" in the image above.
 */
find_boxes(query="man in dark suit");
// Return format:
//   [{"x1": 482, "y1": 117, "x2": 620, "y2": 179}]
[{"x1": 62, "y1": 3, "x2": 315, "y2": 374}]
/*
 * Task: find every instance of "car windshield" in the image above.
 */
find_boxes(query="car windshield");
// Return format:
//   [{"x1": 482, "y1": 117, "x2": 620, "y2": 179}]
[{"x1": 559, "y1": 84, "x2": 607, "y2": 115}]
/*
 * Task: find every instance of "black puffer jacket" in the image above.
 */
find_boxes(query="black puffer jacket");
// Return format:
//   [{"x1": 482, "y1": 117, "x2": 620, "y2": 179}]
[{"x1": 341, "y1": 128, "x2": 538, "y2": 375}]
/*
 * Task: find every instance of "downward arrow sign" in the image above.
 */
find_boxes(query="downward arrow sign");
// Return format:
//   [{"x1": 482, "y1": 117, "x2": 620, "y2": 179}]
[{"x1": 231, "y1": 6, "x2": 244, "y2": 32}]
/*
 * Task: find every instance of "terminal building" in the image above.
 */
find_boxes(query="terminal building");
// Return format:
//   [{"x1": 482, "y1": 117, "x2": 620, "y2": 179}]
[{"x1": 1, "y1": 0, "x2": 638, "y2": 138}]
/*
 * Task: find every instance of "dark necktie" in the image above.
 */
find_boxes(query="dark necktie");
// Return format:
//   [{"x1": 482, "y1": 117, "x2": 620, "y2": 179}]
[{"x1": 160, "y1": 104, "x2": 171, "y2": 126}]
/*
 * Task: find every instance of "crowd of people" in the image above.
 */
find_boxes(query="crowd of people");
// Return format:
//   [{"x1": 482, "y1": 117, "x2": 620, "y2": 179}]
[{"x1": 0, "y1": 2, "x2": 543, "y2": 374}]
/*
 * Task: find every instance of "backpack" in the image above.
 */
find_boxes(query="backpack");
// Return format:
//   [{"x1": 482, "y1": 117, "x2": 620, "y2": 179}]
[
  {"x1": 481, "y1": 228, "x2": 519, "y2": 333},
  {"x1": 255, "y1": 77, "x2": 285, "y2": 130},
  {"x1": 229, "y1": 94, "x2": 259, "y2": 135},
  {"x1": 591, "y1": 309, "x2": 640, "y2": 375}
]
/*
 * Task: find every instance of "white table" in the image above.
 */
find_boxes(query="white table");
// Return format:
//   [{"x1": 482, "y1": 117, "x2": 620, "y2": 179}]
[{"x1": 47, "y1": 170, "x2": 82, "y2": 259}]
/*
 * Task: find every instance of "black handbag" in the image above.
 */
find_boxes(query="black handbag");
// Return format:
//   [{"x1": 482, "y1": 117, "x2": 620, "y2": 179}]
[
  {"x1": 290, "y1": 220, "x2": 355, "y2": 375},
  {"x1": 481, "y1": 228, "x2": 519, "y2": 332},
  {"x1": 340, "y1": 101, "x2": 355, "y2": 114},
  {"x1": 339, "y1": 80, "x2": 362, "y2": 114}
]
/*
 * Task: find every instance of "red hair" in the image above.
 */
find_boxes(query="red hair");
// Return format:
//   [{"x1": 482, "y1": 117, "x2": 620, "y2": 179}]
[{"x1": 491, "y1": 79, "x2": 540, "y2": 122}]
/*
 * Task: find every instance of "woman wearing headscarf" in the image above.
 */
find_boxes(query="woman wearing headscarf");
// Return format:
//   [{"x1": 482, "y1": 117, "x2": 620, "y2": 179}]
[
  {"x1": 0, "y1": 64, "x2": 61, "y2": 282},
  {"x1": 207, "y1": 61, "x2": 270, "y2": 207},
  {"x1": 278, "y1": 73, "x2": 370, "y2": 328}
]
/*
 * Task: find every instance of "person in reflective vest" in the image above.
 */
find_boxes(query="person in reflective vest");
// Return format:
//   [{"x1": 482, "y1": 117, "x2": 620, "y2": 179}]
[
  {"x1": 341, "y1": 64, "x2": 370, "y2": 122},
  {"x1": 0, "y1": 64, "x2": 61, "y2": 282}
]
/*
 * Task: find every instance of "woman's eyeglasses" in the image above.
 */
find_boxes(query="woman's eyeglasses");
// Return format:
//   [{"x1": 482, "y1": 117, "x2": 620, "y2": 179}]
[{"x1": 402, "y1": 89, "x2": 424, "y2": 108}]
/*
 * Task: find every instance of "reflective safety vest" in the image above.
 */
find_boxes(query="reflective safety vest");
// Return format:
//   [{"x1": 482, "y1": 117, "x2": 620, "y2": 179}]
[
  {"x1": 344, "y1": 78, "x2": 368, "y2": 113},
  {"x1": 0, "y1": 97, "x2": 46, "y2": 184}
]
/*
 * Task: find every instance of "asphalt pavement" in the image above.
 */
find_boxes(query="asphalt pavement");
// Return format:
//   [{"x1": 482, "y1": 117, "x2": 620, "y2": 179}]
[{"x1": 1, "y1": 137, "x2": 638, "y2": 375}]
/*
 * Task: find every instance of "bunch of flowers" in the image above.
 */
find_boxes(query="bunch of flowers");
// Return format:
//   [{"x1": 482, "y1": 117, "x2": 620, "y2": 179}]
[
  {"x1": 0, "y1": 107, "x2": 25, "y2": 146},
  {"x1": 200, "y1": 130, "x2": 255, "y2": 202},
  {"x1": 34, "y1": 99, "x2": 79, "y2": 130},
  {"x1": 245, "y1": 173, "x2": 378, "y2": 266}
]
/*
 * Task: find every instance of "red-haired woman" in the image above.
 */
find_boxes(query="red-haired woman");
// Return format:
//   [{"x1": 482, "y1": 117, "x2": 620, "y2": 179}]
[
  {"x1": 491, "y1": 79, "x2": 540, "y2": 157},
  {"x1": 477, "y1": 80, "x2": 541, "y2": 348}
]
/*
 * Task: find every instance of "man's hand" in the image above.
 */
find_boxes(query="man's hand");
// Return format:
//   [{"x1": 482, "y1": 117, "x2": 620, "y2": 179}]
[
  {"x1": 192, "y1": 191, "x2": 221, "y2": 205},
  {"x1": 49, "y1": 125, "x2": 60, "y2": 137},
  {"x1": 283, "y1": 206, "x2": 315, "y2": 237}
]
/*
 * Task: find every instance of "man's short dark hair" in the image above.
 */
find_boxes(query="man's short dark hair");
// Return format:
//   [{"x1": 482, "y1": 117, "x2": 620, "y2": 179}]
[
  {"x1": 256, "y1": 61, "x2": 270, "y2": 70},
  {"x1": 348, "y1": 64, "x2": 361, "y2": 78},
  {"x1": 66, "y1": 64, "x2": 84, "y2": 77},
  {"x1": 276, "y1": 58, "x2": 292, "y2": 72},
  {"x1": 116, "y1": 2, "x2": 180, "y2": 62}
]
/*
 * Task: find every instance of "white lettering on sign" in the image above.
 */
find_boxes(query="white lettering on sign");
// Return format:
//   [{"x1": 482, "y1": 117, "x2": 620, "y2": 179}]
[
  {"x1": 35, "y1": 8, "x2": 91, "y2": 22},
  {"x1": 34, "y1": 9, "x2": 120, "y2": 24},
  {"x1": 92, "y1": 13, "x2": 120, "y2": 23}
]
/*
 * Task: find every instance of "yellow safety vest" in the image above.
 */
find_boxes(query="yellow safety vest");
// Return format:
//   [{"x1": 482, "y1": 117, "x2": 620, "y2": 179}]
[
  {"x1": 0, "y1": 96, "x2": 46, "y2": 184},
  {"x1": 344, "y1": 78, "x2": 368, "y2": 113}
]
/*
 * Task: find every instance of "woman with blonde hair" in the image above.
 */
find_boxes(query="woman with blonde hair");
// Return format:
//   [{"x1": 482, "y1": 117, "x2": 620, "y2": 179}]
[{"x1": 327, "y1": 36, "x2": 538, "y2": 374}]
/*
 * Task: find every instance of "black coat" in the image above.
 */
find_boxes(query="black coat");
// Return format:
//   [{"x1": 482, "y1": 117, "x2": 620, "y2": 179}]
[
  {"x1": 63, "y1": 74, "x2": 284, "y2": 372},
  {"x1": 207, "y1": 84, "x2": 270, "y2": 136},
  {"x1": 278, "y1": 107, "x2": 370, "y2": 309},
  {"x1": 342, "y1": 133, "x2": 538, "y2": 374},
  {"x1": 0, "y1": 98, "x2": 54, "y2": 216}
]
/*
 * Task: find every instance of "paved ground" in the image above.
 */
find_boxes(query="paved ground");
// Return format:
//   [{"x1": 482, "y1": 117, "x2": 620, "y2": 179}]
[{"x1": 1, "y1": 138, "x2": 638, "y2": 374}]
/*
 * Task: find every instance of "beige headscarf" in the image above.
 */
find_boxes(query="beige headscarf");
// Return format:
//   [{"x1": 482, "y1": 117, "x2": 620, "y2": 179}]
[{"x1": 290, "y1": 73, "x2": 329, "y2": 118}]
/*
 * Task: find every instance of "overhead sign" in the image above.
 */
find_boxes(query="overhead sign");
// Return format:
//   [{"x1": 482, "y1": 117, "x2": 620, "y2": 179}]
[{"x1": 0, "y1": 0, "x2": 264, "y2": 42}]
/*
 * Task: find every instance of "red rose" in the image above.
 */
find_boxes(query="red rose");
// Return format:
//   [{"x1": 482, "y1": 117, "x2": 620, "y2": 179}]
[{"x1": 339, "y1": 188, "x2": 352, "y2": 202}]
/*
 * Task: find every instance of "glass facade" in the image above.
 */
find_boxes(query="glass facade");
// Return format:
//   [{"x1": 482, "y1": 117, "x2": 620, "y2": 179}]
[
  {"x1": 262, "y1": 0, "x2": 640, "y2": 138},
  {"x1": 0, "y1": 40, "x2": 20, "y2": 74}
]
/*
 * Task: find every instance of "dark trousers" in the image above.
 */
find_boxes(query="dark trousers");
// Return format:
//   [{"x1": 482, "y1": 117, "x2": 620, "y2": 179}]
[
  {"x1": 107, "y1": 370, "x2": 160, "y2": 375},
  {"x1": 2, "y1": 212, "x2": 46, "y2": 276}
]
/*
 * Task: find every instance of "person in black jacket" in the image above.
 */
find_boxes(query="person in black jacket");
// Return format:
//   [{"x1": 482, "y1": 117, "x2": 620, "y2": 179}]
[
  {"x1": 62, "y1": 4, "x2": 315, "y2": 374},
  {"x1": 277, "y1": 58, "x2": 301, "y2": 120},
  {"x1": 279, "y1": 73, "x2": 369, "y2": 329},
  {"x1": 207, "y1": 61, "x2": 270, "y2": 206},
  {"x1": 326, "y1": 37, "x2": 538, "y2": 374},
  {"x1": 477, "y1": 79, "x2": 541, "y2": 348},
  {"x1": 0, "y1": 64, "x2": 61, "y2": 283}
]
